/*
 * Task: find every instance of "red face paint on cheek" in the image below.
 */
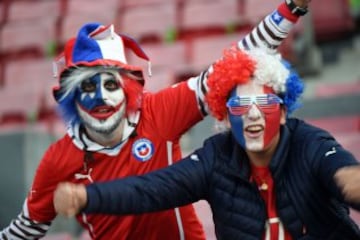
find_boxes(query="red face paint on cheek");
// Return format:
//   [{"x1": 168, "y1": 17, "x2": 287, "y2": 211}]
[
  {"x1": 263, "y1": 109, "x2": 281, "y2": 148},
  {"x1": 262, "y1": 86, "x2": 281, "y2": 148}
]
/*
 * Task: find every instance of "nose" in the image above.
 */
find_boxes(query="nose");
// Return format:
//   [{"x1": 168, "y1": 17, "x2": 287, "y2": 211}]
[{"x1": 247, "y1": 104, "x2": 262, "y2": 120}]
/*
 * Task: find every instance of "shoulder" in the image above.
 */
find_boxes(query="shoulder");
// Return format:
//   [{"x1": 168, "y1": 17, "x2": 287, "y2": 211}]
[
  {"x1": 198, "y1": 131, "x2": 234, "y2": 156},
  {"x1": 286, "y1": 118, "x2": 343, "y2": 162},
  {"x1": 287, "y1": 118, "x2": 335, "y2": 143}
]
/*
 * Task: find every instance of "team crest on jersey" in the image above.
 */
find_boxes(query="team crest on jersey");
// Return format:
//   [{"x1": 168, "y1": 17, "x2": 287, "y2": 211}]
[{"x1": 132, "y1": 138, "x2": 154, "y2": 162}]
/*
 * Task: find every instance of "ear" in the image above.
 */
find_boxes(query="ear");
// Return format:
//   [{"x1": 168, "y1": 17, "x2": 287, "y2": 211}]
[{"x1": 280, "y1": 106, "x2": 287, "y2": 125}]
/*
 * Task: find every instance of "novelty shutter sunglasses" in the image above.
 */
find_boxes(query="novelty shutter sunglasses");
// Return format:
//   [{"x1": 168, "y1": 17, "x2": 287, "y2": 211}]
[{"x1": 226, "y1": 94, "x2": 283, "y2": 115}]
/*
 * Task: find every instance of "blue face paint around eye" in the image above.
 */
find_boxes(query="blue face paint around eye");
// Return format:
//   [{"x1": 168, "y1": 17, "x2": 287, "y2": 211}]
[
  {"x1": 229, "y1": 113, "x2": 246, "y2": 148},
  {"x1": 75, "y1": 74, "x2": 106, "y2": 112},
  {"x1": 227, "y1": 88, "x2": 246, "y2": 148}
]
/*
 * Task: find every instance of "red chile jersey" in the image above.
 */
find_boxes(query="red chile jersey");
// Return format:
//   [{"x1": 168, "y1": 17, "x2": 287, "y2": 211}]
[
  {"x1": 27, "y1": 81, "x2": 206, "y2": 240},
  {"x1": 0, "y1": 4, "x2": 300, "y2": 239}
]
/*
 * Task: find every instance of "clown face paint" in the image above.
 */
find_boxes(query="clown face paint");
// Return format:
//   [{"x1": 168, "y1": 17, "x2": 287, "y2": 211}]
[
  {"x1": 227, "y1": 81, "x2": 285, "y2": 152},
  {"x1": 75, "y1": 72, "x2": 126, "y2": 134}
]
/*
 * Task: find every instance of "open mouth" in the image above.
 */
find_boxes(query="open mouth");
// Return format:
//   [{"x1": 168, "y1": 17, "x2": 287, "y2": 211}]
[
  {"x1": 90, "y1": 106, "x2": 116, "y2": 120},
  {"x1": 245, "y1": 124, "x2": 264, "y2": 138}
]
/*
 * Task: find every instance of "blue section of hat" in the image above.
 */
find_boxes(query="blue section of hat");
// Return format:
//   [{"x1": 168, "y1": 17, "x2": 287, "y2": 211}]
[{"x1": 73, "y1": 22, "x2": 104, "y2": 64}]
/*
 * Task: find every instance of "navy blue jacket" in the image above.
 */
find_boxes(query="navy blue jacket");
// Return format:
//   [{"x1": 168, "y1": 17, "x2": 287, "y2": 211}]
[{"x1": 85, "y1": 118, "x2": 360, "y2": 239}]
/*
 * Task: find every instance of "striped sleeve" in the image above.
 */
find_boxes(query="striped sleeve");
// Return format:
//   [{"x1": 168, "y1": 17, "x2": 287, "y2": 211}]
[
  {"x1": 0, "y1": 200, "x2": 51, "y2": 239},
  {"x1": 238, "y1": 5, "x2": 298, "y2": 53},
  {"x1": 187, "y1": 70, "x2": 210, "y2": 117}
]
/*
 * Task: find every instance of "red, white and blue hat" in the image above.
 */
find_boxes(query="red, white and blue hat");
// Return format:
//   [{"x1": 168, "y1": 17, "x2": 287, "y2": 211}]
[{"x1": 53, "y1": 22, "x2": 150, "y2": 101}]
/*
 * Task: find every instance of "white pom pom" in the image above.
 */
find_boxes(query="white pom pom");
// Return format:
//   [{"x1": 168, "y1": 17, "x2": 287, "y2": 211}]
[{"x1": 246, "y1": 49, "x2": 289, "y2": 94}]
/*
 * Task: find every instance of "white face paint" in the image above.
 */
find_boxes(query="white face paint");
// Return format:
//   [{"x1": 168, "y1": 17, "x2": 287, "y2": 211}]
[{"x1": 75, "y1": 72, "x2": 126, "y2": 134}]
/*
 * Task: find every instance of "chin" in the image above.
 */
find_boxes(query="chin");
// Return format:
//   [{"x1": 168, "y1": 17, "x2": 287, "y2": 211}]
[
  {"x1": 245, "y1": 142, "x2": 264, "y2": 152},
  {"x1": 79, "y1": 109, "x2": 124, "y2": 134}
]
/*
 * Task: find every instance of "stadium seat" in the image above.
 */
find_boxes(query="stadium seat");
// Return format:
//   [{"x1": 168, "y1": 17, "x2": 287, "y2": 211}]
[
  {"x1": 0, "y1": 86, "x2": 41, "y2": 124},
  {"x1": 60, "y1": 0, "x2": 119, "y2": 44},
  {"x1": 121, "y1": 0, "x2": 177, "y2": 8},
  {"x1": 315, "y1": 80, "x2": 360, "y2": 98},
  {"x1": 4, "y1": 58, "x2": 55, "y2": 89},
  {"x1": 0, "y1": 1, "x2": 8, "y2": 24},
  {"x1": 128, "y1": 41, "x2": 188, "y2": 72},
  {"x1": 144, "y1": 68, "x2": 177, "y2": 93},
  {"x1": 180, "y1": 0, "x2": 241, "y2": 37},
  {"x1": 306, "y1": 115, "x2": 360, "y2": 135},
  {"x1": 311, "y1": 0, "x2": 355, "y2": 42},
  {"x1": 7, "y1": 0, "x2": 61, "y2": 22},
  {"x1": 118, "y1": 2, "x2": 177, "y2": 43},
  {"x1": 242, "y1": 0, "x2": 281, "y2": 25},
  {"x1": 188, "y1": 32, "x2": 247, "y2": 73},
  {"x1": 335, "y1": 132, "x2": 360, "y2": 159},
  {"x1": 2, "y1": 59, "x2": 57, "y2": 123},
  {"x1": 0, "y1": 18, "x2": 57, "y2": 59}
]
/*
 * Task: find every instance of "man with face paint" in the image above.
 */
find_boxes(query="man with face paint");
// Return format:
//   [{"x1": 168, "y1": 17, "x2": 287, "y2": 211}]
[
  {"x1": 54, "y1": 47, "x2": 360, "y2": 240},
  {"x1": 0, "y1": 1, "x2": 312, "y2": 239}
]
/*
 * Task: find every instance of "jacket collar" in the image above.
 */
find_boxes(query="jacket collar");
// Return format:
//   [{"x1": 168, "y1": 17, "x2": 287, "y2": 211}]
[{"x1": 220, "y1": 124, "x2": 291, "y2": 181}]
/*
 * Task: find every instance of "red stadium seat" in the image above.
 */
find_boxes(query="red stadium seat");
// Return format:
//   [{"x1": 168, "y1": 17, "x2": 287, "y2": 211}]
[
  {"x1": 121, "y1": 0, "x2": 177, "y2": 8},
  {"x1": 60, "y1": 0, "x2": 119, "y2": 44},
  {"x1": 188, "y1": 32, "x2": 247, "y2": 73},
  {"x1": 0, "y1": 18, "x2": 57, "y2": 58},
  {"x1": 4, "y1": 59, "x2": 55, "y2": 89},
  {"x1": 7, "y1": 0, "x2": 61, "y2": 22},
  {"x1": 306, "y1": 115, "x2": 360, "y2": 134},
  {"x1": 311, "y1": 0, "x2": 355, "y2": 42},
  {"x1": 315, "y1": 80, "x2": 360, "y2": 98},
  {"x1": 118, "y1": 2, "x2": 177, "y2": 43},
  {"x1": 0, "y1": 1, "x2": 9, "y2": 24},
  {"x1": 2, "y1": 59, "x2": 57, "y2": 122},
  {"x1": 242, "y1": 0, "x2": 281, "y2": 25},
  {"x1": 144, "y1": 68, "x2": 177, "y2": 93},
  {"x1": 335, "y1": 132, "x2": 360, "y2": 160},
  {"x1": 128, "y1": 41, "x2": 189, "y2": 72},
  {"x1": 180, "y1": 0, "x2": 241, "y2": 36},
  {"x1": 0, "y1": 86, "x2": 41, "y2": 124}
]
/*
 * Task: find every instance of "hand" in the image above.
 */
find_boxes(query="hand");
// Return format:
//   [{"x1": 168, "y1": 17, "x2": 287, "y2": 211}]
[
  {"x1": 53, "y1": 182, "x2": 87, "y2": 217},
  {"x1": 334, "y1": 166, "x2": 360, "y2": 203},
  {"x1": 292, "y1": 0, "x2": 311, "y2": 8}
]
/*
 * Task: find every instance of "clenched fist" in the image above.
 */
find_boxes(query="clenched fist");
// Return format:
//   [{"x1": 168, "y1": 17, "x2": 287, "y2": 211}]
[{"x1": 53, "y1": 182, "x2": 87, "y2": 217}]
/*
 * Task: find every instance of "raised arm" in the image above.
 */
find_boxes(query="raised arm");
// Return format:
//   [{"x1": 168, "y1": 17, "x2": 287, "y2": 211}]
[{"x1": 189, "y1": 0, "x2": 311, "y2": 117}]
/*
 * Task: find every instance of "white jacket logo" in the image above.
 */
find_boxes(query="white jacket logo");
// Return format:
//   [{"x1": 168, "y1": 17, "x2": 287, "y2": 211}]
[{"x1": 325, "y1": 147, "x2": 336, "y2": 157}]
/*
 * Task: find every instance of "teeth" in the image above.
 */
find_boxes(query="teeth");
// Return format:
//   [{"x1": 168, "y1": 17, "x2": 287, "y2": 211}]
[{"x1": 247, "y1": 126, "x2": 262, "y2": 131}]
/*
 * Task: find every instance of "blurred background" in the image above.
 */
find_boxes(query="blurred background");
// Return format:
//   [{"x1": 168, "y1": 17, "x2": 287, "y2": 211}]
[{"x1": 0, "y1": 0, "x2": 359, "y2": 239}]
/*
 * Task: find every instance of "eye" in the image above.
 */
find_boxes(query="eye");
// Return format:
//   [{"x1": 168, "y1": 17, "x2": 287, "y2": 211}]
[
  {"x1": 104, "y1": 77, "x2": 120, "y2": 91},
  {"x1": 80, "y1": 79, "x2": 96, "y2": 93}
]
